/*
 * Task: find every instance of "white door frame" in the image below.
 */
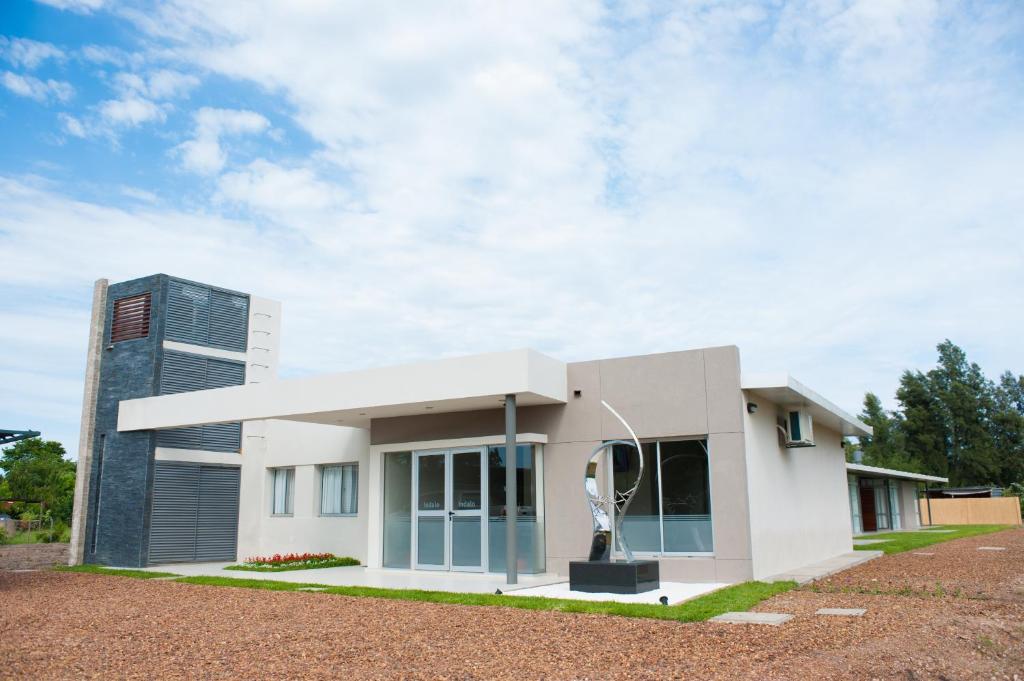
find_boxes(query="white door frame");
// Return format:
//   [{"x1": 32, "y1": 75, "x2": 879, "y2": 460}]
[{"x1": 411, "y1": 447, "x2": 487, "y2": 572}]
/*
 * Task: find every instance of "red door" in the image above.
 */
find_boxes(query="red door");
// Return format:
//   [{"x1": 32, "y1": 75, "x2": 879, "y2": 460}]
[{"x1": 859, "y1": 486, "x2": 877, "y2": 532}]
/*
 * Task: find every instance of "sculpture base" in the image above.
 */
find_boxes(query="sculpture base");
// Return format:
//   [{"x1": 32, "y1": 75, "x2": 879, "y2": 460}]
[{"x1": 568, "y1": 559, "x2": 660, "y2": 594}]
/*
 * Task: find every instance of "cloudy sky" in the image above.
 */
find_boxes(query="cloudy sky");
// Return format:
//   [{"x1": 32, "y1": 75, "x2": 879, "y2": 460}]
[{"x1": 1, "y1": 0, "x2": 1022, "y2": 457}]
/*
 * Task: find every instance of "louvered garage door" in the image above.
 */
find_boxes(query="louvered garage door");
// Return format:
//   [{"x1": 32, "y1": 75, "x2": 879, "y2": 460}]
[{"x1": 149, "y1": 462, "x2": 240, "y2": 564}]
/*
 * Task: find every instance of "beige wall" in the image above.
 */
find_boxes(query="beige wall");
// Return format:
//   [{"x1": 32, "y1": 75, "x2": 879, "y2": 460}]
[
  {"x1": 918, "y1": 497, "x2": 1022, "y2": 526},
  {"x1": 371, "y1": 346, "x2": 752, "y2": 582},
  {"x1": 743, "y1": 397, "x2": 852, "y2": 580}
]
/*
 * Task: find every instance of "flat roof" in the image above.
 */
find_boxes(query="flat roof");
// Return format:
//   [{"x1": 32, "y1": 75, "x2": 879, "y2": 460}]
[
  {"x1": 846, "y1": 463, "x2": 948, "y2": 484},
  {"x1": 118, "y1": 349, "x2": 566, "y2": 432},
  {"x1": 741, "y1": 373, "x2": 873, "y2": 437}
]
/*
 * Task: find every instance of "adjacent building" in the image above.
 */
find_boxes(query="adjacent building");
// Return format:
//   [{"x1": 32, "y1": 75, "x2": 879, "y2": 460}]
[{"x1": 72, "y1": 274, "x2": 876, "y2": 583}]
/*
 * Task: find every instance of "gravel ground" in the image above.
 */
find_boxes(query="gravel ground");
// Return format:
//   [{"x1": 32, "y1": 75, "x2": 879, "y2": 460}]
[{"x1": 2, "y1": 529, "x2": 1023, "y2": 680}]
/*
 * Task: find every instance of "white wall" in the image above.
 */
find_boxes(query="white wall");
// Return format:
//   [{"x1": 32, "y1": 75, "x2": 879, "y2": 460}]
[
  {"x1": 237, "y1": 419, "x2": 370, "y2": 561},
  {"x1": 743, "y1": 393, "x2": 853, "y2": 579}
]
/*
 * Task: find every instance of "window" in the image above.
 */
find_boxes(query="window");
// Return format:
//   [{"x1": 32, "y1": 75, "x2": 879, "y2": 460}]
[
  {"x1": 321, "y1": 464, "x2": 358, "y2": 515},
  {"x1": 612, "y1": 439, "x2": 712, "y2": 554},
  {"x1": 271, "y1": 468, "x2": 294, "y2": 515},
  {"x1": 110, "y1": 293, "x2": 151, "y2": 342}
]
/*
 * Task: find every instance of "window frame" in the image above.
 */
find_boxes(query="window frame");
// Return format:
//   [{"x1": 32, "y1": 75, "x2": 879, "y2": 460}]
[
  {"x1": 270, "y1": 467, "x2": 295, "y2": 516},
  {"x1": 609, "y1": 436, "x2": 714, "y2": 558},
  {"x1": 319, "y1": 463, "x2": 359, "y2": 517}
]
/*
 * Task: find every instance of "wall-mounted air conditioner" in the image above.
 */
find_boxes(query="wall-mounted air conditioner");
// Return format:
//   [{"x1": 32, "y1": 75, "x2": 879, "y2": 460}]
[{"x1": 783, "y1": 409, "x2": 815, "y2": 448}]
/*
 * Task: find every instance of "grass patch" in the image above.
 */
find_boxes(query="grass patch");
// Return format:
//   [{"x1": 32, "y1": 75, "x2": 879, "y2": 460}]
[
  {"x1": 171, "y1": 576, "x2": 796, "y2": 623},
  {"x1": 225, "y1": 557, "x2": 360, "y2": 572},
  {"x1": 54, "y1": 564, "x2": 180, "y2": 579},
  {"x1": 853, "y1": 525, "x2": 1012, "y2": 554}
]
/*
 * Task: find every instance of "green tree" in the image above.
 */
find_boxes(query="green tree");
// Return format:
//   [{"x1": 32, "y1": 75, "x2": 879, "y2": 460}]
[
  {"x1": 991, "y1": 371, "x2": 1024, "y2": 485},
  {"x1": 0, "y1": 438, "x2": 76, "y2": 522},
  {"x1": 896, "y1": 369, "x2": 949, "y2": 478},
  {"x1": 857, "y1": 392, "x2": 919, "y2": 471}
]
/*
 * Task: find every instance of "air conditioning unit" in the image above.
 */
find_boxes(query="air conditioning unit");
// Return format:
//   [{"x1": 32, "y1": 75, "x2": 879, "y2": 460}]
[{"x1": 783, "y1": 409, "x2": 815, "y2": 448}]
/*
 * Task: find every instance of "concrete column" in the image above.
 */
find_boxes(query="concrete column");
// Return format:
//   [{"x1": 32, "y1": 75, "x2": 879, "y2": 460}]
[
  {"x1": 68, "y1": 279, "x2": 108, "y2": 565},
  {"x1": 505, "y1": 393, "x2": 517, "y2": 585}
]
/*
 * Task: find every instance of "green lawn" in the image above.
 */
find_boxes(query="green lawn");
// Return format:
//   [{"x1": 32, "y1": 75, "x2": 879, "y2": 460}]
[
  {"x1": 53, "y1": 564, "x2": 794, "y2": 623},
  {"x1": 854, "y1": 524, "x2": 1013, "y2": 554},
  {"x1": 225, "y1": 556, "x2": 360, "y2": 572}
]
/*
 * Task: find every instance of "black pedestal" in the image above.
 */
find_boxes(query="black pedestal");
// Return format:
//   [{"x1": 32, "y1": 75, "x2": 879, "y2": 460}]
[{"x1": 568, "y1": 559, "x2": 660, "y2": 594}]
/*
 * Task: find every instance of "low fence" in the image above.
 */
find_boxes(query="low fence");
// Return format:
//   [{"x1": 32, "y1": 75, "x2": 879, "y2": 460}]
[{"x1": 918, "y1": 497, "x2": 1022, "y2": 526}]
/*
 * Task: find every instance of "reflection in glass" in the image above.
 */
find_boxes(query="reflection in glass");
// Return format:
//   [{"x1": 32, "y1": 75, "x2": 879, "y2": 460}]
[
  {"x1": 613, "y1": 443, "x2": 660, "y2": 552},
  {"x1": 659, "y1": 440, "x2": 713, "y2": 553},
  {"x1": 487, "y1": 445, "x2": 544, "y2": 574},
  {"x1": 417, "y1": 454, "x2": 445, "y2": 511},
  {"x1": 451, "y1": 452, "x2": 482, "y2": 510},
  {"x1": 383, "y1": 452, "x2": 411, "y2": 568}
]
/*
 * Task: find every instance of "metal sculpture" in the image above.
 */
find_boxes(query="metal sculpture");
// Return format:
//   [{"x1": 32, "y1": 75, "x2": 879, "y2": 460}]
[{"x1": 584, "y1": 400, "x2": 644, "y2": 563}]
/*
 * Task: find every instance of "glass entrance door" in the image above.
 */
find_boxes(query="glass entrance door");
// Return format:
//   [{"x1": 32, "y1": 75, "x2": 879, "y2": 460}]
[{"x1": 413, "y1": 448, "x2": 486, "y2": 572}]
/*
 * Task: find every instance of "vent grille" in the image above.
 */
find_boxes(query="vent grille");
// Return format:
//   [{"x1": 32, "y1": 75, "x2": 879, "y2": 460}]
[
  {"x1": 110, "y1": 293, "x2": 152, "y2": 343},
  {"x1": 156, "y1": 350, "x2": 245, "y2": 452},
  {"x1": 166, "y1": 279, "x2": 249, "y2": 352}
]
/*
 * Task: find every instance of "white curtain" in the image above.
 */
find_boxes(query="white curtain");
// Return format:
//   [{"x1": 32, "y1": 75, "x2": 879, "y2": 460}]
[
  {"x1": 322, "y1": 465, "x2": 358, "y2": 515},
  {"x1": 273, "y1": 469, "x2": 291, "y2": 514}
]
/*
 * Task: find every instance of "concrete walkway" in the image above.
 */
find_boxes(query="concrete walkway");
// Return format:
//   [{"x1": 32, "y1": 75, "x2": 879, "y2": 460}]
[
  {"x1": 764, "y1": 550, "x2": 884, "y2": 585},
  {"x1": 137, "y1": 561, "x2": 563, "y2": 593}
]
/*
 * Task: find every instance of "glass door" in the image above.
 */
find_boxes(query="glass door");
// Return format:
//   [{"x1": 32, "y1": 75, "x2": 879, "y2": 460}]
[
  {"x1": 412, "y1": 448, "x2": 487, "y2": 572},
  {"x1": 450, "y1": 448, "x2": 485, "y2": 572},
  {"x1": 414, "y1": 452, "x2": 447, "y2": 569}
]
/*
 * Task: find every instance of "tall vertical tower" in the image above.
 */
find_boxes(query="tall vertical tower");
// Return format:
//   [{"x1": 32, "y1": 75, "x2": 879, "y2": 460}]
[{"x1": 69, "y1": 274, "x2": 279, "y2": 567}]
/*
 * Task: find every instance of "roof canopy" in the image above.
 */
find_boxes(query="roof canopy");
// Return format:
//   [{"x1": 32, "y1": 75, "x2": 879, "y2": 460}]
[
  {"x1": 846, "y1": 462, "x2": 948, "y2": 484},
  {"x1": 741, "y1": 373, "x2": 872, "y2": 437},
  {"x1": 118, "y1": 349, "x2": 567, "y2": 432}
]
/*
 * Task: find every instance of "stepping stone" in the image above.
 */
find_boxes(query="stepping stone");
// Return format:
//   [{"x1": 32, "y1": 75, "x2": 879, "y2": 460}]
[
  {"x1": 912, "y1": 552, "x2": 934, "y2": 556},
  {"x1": 816, "y1": 608, "x2": 866, "y2": 617},
  {"x1": 853, "y1": 539, "x2": 889, "y2": 545},
  {"x1": 922, "y1": 529, "x2": 955, "y2": 533},
  {"x1": 298, "y1": 587, "x2": 328, "y2": 591},
  {"x1": 977, "y1": 546, "x2": 1006, "y2": 551},
  {"x1": 710, "y1": 612, "x2": 793, "y2": 626}
]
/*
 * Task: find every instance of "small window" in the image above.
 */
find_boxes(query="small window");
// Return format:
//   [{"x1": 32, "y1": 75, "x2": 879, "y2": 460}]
[
  {"x1": 321, "y1": 464, "x2": 358, "y2": 515},
  {"x1": 271, "y1": 468, "x2": 294, "y2": 515},
  {"x1": 110, "y1": 293, "x2": 152, "y2": 342}
]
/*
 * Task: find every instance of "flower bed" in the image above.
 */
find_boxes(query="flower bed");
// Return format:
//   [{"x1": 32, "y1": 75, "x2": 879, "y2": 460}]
[{"x1": 226, "y1": 552, "x2": 360, "y2": 572}]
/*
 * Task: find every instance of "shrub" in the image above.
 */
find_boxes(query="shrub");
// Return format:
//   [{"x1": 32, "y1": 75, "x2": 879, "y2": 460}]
[{"x1": 0, "y1": 527, "x2": 7, "y2": 545}]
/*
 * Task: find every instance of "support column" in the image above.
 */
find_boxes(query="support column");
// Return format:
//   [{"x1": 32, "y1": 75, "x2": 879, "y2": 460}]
[
  {"x1": 505, "y1": 393, "x2": 517, "y2": 585},
  {"x1": 69, "y1": 278, "x2": 108, "y2": 565}
]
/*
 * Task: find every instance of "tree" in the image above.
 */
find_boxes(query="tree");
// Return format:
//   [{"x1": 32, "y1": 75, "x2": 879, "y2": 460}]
[
  {"x1": 857, "y1": 392, "x2": 919, "y2": 471},
  {"x1": 0, "y1": 438, "x2": 76, "y2": 522},
  {"x1": 991, "y1": 371, "x2": 1024, "y2": 486},
  {"x1": 896, "y1": 369, "x2": 949, "y2": 478}
]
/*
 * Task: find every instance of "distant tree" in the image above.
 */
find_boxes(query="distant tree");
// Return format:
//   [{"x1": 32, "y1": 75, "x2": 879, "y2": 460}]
[
  {"x1": 896, "y1": 369, "x2": 949, "y2": 478},
  {"x1": 857, "y1": 392, "x2": 920, "y2": 472},
  {"x1": 0, "y1": 438, "x2": 76, "y2": 522},
  {"x1": 991, "y1": 371, "x2": 1024, "y2": 486}
]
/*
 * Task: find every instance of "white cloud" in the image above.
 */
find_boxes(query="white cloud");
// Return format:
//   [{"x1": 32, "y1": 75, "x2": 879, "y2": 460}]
[
  {"x1": 176, "y1": 107, "x2": 270, "y2": 175},
  {"x1": 34, "y1": 0, "x2": 106, "y2": 13},
  {"x1": 98, "y1": 95, "x2": 164, "y2": 126},
  {"x1": 59, "y1": 112, "x2": 86, "y2": 137},
  {"x1": 2, "y1": 71, "x2": 73, "y2": 102},
  {"x1": 216, "y1": 159, "x2": 344, "y2": 215},
  {"x1": 0, "y1": 36, "x2": 65, "y2": 69}
]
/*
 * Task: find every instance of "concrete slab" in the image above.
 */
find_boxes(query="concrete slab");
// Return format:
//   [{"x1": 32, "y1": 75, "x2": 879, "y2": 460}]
[
  {"x1": 711, "y1": 612, "x2": 793, "y2": 626},
  {"x1": 141, "y1": 562, "x2": 563, "y2": 594},
  {"x1": 764, "y1": 551, "x2": 883, "y2": 585},
  {"x1": 922, "y1": 529, "x2": 956, "y2": 533},
  {"x1": 977, "y1": 546, "x2": 1006, "y2": 551},
  {"x1": 912, "y1": 552, "x2": 935, "y2": 556},
  {"x1": 852, "y1": 539, "x2": 889, "y2": 546},
  {"x1": 816, "y1": 608, "x2": 866, "y2": 617},
  {"x1": 506, "y1": 581, "x2": 729, "y2": 605}
]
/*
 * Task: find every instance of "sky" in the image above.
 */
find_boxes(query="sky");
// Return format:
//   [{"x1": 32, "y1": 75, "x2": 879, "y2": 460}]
[{"x1": 0, "y1": 0, "x2": 1022, "y2": 458}]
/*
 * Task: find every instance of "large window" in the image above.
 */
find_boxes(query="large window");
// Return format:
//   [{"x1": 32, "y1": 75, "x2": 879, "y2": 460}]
[
  {"x1": 321, "y1": 464, "x2": 358, "y2": 515},
  {"x1": 612, "y1": 439, "x2": 712, "y2": 554},
  {"x1": 383, "y1": 452, "x2": 412, "y2": 568},
  {"x1": 487, "y1": 444, "x2": 544, "y2": 574},
  {"x1": 271, "y1": 468, "x2": 294, "y2": 516}
]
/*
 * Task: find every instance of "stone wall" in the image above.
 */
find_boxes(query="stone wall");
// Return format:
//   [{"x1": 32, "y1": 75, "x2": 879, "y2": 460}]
[{"x1": 0, "y1": 544, "x2": 70, "y2": 570}]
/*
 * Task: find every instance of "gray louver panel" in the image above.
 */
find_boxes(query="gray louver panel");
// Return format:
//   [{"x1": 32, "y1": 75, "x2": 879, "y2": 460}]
[
  {"x1": 166, "y1": 279, "x2": 249, "y2": 352},
  {"x1": 195, "y1": 466, "x2": 240, "y2": 561},
  {"x1": 209, "y1": 290, "x2": 249, "y2": 352},
  {"x1": 148, "y1": 462, "x2": 200, "y2": 563},
  {"x1": 166, "y1": 280, "x2": 210, "y2": 346},
  {"x1": 149, "y1": 462, "x2": 240, "y2": 565},
  {"x1": 159, "y1": 351, "x2": 206, "y2": 395},
  {"x1": 157, "y1": 350, "x2": 245, "y2": 452}
]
